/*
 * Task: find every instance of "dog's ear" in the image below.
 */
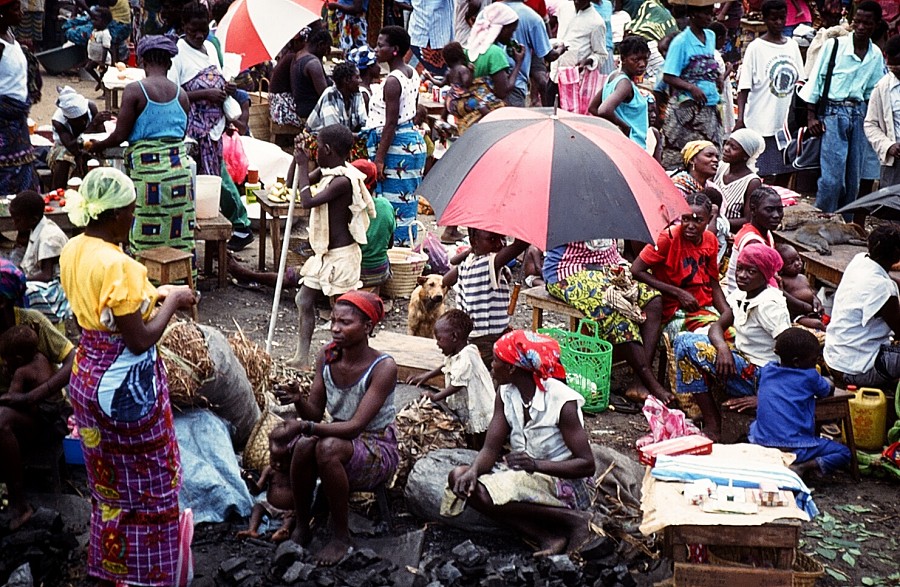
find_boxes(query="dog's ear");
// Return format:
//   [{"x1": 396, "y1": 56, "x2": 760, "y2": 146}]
[{"x1": 417, "y1": 275, "x2": 428, "y2": 285}]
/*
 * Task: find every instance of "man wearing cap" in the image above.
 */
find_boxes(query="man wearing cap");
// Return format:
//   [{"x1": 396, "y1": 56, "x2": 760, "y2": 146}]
[{"x1": 48, "y1": 86, "x2": 110, "y2": 189}]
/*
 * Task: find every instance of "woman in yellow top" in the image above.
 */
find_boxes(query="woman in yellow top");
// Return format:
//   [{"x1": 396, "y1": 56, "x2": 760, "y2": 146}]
[{"x1": 59, "y1": 168, "x2": 196, "y2": 587}]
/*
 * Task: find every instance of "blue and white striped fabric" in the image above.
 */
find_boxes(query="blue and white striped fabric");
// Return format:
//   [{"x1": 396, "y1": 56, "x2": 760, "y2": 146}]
[
  {"x1": 407, "y1": 0, "x2": 455, "y2": 48},
  {"x1": 652, "y1": 454, "x2": 819, "y2": 518},
  {"x1": 456, "y1": 253, "x2": 512, "y2": 338}
]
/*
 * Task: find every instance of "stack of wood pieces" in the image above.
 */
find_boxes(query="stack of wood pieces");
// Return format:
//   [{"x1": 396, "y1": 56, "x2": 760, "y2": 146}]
[
  {"x1": 159, "y1": 321, "x2": 214, "y2": 409},
  {"x1": 228, "y1": 328, "x2": 274, "y2": 410},
  {"x1": 393, "y1": 397, "x2": 465, "y2": 488}
]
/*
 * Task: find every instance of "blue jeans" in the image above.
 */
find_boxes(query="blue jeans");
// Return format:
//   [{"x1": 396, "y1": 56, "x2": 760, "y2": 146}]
[
  {"x1": 792, "y1": 438, "x2": 852, "y2": 475},
  {"x1": 816, "y1": 101, "x2": 867, "y2": 213}
]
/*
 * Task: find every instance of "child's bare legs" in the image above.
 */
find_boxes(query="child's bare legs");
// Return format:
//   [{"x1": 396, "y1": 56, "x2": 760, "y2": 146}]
[
  {"x1": 622, "y1": 296, "x2": 671, "y2": 405},
  {"x1": 237, "y1": 503, "x2": 267, "y2": 538},
  {"x1": 692, "y1": 392, "x2": 721, "y2": 441},
  {"x1": 289, "y1": 436, "x2": 319, "y2": 546},
  {"x1": 0, "y1": 407, "x2": 35, "y2": 530},
  {"x1": 796, "y1": 316, "x2": 826, "y2": 331},
  {"x1": 270, "y1": 513, "x2": 295, "y2": 543},
  {"x1": 288, "y1": 285, "x2": 318, "y2": 369}
]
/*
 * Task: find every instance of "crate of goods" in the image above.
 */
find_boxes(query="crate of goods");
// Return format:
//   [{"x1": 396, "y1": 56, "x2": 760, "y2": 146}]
[
  {"x1": 638, "y1": 434, "x2": 713, "y2": 466},
  {"x1": 538, "y1": 318, "x2": 612, "y2": 413},
  {"x1": 383, "y1": 248, "x2": 428, "y2": 298}
]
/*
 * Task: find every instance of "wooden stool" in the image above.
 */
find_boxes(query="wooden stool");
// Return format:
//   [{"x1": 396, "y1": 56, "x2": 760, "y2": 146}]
[
  {"x1": 137, "y1": 246, "x2": 199, "y2": 320},
  {"x1": 194, "y1": 213, "x2": 232, "y2": 288}
]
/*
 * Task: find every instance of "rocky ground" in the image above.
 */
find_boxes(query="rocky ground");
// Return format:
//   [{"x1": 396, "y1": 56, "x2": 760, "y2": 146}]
[{"x1": 1, "y1": 73, "x2": 897, "y2": 587}]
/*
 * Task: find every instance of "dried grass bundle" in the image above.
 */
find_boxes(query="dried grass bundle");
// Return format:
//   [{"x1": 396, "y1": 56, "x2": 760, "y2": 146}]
[
  {"x1": 393, "y1": 397, "x2": 466, "y2": 488},
  {"x1": 159, "y1": 321, "x2": 215, "y2": 409},
  {"x1": 228, "y1": 326, "x2": 274, "y2": 411}
]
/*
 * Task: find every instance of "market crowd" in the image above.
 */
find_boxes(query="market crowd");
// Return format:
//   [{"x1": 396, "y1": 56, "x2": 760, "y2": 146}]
[{"x1": 2, "y1": 0, "x2": 900, "y2": 583}]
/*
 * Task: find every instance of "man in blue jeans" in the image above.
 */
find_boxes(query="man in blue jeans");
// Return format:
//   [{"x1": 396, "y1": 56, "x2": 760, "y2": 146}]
[{"x1": 799, "y1": 1, "x2": 884, "y2": 213}]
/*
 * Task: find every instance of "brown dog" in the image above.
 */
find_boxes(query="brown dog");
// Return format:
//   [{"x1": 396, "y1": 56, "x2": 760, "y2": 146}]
[{"x1": 407, "y1": 274, "x2": 448, "y2": 338}]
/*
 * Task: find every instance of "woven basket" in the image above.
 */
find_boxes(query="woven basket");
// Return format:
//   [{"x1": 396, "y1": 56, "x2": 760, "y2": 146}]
[
  {"x1": 248, "y1": 78, "x2": 270, "y2": 142},
  {"x1": 382, "y1": 247, "x2": 427, "y2": 298},
  {"x1": 244, "y1": 409, "x2": 283, "y2": 472},
  {"x1": 708, "y1": 547, "x2": 824, "y2": 587},
  {"x1": 285, "y1": 235, "x2": 314, "y2": 269}
]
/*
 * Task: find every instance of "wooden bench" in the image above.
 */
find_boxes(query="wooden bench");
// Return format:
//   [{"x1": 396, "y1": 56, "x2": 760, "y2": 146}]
[
  {"x1": 195, "y1": 213, "x2": 232, "y2": 289},
  {"x1": 523, "y1": 286, "x2": 581, "y2": 331},
  {"x1": 370, "y1": 331, "x2": 444, "y2": 387}
]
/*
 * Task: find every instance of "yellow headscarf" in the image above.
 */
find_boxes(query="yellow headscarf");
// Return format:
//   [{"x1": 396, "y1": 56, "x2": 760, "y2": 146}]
[
  {"x1": 681, "y1": 140, "x2": 715, "y2": 167},
  {"x1": 65, "y1": 167, "x2": 137, "y2": 227}
]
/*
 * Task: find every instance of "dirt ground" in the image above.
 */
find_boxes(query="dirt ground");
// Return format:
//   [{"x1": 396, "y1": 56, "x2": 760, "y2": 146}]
[{"x1": 10, "y1": 74, "x2": 900, "y2": 586}]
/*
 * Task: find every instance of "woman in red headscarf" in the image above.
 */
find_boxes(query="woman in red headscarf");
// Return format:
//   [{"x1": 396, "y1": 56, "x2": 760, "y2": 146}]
[
  {"x1": 446, "y1": 330, "x2": 598, "y2": 557},
  {"x1": 272, "y1": 290, "x2": 399, "y2": 566}
]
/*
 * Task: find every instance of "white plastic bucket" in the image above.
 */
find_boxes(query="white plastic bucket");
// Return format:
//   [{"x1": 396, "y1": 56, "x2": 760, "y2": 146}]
[{"x1": 195, "y1": 175, "x2": 221, "y2": 219}]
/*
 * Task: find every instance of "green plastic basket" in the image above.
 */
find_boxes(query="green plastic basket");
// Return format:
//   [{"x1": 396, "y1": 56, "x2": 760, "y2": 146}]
[{"x1": 538, "y1": 319, "x2": 612, "y2": 413}]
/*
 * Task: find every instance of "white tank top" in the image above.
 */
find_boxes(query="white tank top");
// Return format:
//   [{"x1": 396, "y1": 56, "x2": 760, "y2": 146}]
[{"x1": 365, "y1": 68, "x2": 420, "y2": 130}]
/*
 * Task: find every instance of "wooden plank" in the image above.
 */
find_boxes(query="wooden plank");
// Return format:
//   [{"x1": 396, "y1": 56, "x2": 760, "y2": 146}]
[
  {"x1": 800, "y1": 244, "x2": 900, "y2": 288},
  {"x1": 370, "y1": 331, "x2": 445, "y2": 387},
  {"x1": 666, "y1": 523, "x2": 799, "y2": 567},
  {"x1": 674, "y1": 563, "x2": 793, "y2": 587}
]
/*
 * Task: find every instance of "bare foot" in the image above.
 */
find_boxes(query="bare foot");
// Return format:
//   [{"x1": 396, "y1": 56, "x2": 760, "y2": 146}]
[
  {"x1": 236, "y1": 529, "x2": 260, "y2": 539},
  {"x1": 532, "y1": 536, "x2": 567, "y2": 557},
  {"x1": 315, "y1": 537, "x2": 353, "y2": 566},
  {"x1": 285, "y1": 355, "x2": 310, "y2": 370},
  {"x1": 271, "y1": 519, "x2": 294, "y2": 543},
  {"x1": 8, "y1": 504, "x2": 34, "y2": 532},
  {"x1": 624, "y1": 384, "x2": 649, "y2": 404}
]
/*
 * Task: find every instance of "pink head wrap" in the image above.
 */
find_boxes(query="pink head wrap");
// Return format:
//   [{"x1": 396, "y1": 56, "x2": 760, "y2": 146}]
[
  {"x1": 465, "y1": 3, "x2": 519, "y2": 62},
  {"x1": 737, "y1": 244, "x2": 783, "y2": 288}
]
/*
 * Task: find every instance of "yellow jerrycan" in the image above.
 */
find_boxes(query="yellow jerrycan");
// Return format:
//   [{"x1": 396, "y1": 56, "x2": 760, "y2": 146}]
[{"x1": 848, "y1": 387, "x2": 887, "y2": 451}]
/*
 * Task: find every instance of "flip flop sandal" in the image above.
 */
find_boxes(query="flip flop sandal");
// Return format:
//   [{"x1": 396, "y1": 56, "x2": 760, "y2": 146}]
[
  {"x1": 608, "y1": 394, "x2": 642, "y2": 415},
  {"x1": 230, "y1": 278, "x2": 262, "y2": 291}
]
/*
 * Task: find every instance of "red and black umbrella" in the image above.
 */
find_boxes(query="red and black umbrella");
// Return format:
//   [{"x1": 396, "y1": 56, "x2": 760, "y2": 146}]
[{"x1": 418, "y1": 108, "x2": 689, "y2": 250}]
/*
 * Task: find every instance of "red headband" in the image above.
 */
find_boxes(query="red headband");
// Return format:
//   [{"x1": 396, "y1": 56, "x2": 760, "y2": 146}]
[
  {"x1": 336, "y1": 290, "x2": 384, "y2": 325},
  {"x1": 351, "y1": 159, "x2": 378, "y2": 191}
]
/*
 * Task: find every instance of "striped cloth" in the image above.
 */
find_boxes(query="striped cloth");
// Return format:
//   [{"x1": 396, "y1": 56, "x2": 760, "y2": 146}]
[
  {"x1": 456, "y1": 253, "x2": 511, "y2": 338},
  {"x1": 651, "y1": 453, "x2": 818, "y2": 518}
]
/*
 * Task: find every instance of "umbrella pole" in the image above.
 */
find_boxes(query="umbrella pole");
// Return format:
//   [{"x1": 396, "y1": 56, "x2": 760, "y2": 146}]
[{"x1": 266, "y1": 162, "x2": 301, "y2": 354}]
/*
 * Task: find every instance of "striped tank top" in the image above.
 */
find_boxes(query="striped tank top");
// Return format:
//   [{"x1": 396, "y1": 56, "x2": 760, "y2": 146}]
[{"x1": 456, "y1": 253, "x2": 511, "y2": 338}]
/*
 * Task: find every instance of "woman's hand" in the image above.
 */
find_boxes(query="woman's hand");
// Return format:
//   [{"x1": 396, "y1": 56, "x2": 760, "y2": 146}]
[
  {"x1": 274, "y1": 380, "x2": 302, "y2": 405},
  {"x1": 713, "y1": 343, "x2": 736, "y2": 377},
  {"x1": 511, "y1": 45, "x2": 526, "y2": 65},
  {"x1": 452, "y1": 465, "x2": 480, "y2": 498},
  {"x1": 375, "y1": 157, "x2": 386, "y2": 181},
  {"x1": 723, "y1": 396, "x2": 757, "y2": 413},
  {"x1": 688, "y1": 84, "x2": 707, "y2": 106},
  {"x1": 293, "y1": 135, "x2": 310, "y2": 166},
  {"x1": 86, "y1": 111, "x2": 113, "y2": 133},
  {"x1": 158, "y1": 285, "x2": 196, "y2": 311},
  {"x1": 505, "y1": 451, "x2": 536, "y2": 473},
  {"x1": 203, "y1": 88, "x2": 228, "y2": 103},
  {"x1": 675, "y1": 289, "x2": 700, "y2": 312}
]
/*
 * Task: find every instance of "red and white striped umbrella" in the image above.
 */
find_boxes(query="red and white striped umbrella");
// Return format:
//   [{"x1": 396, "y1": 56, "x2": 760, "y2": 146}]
[{"x1": 215, "y1": 0, "x2": 323, "y2": 71}]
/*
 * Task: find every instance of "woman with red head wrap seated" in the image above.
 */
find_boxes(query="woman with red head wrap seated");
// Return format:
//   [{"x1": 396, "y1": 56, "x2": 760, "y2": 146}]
[
  {"x1": 673, "y1": 244, "x2": 791, "y2": 440},
  {"x1": 445, "y1": 330, "x2": 598, "y2": 557},
  {"x1": 272, "y1": 290, "x2": 399, "y2": 565}
]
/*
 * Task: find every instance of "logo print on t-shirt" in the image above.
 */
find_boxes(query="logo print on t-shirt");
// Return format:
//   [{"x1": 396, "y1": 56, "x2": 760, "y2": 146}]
[{"x1": 766, "y1": 56, "x2": 799, "y2": 98}]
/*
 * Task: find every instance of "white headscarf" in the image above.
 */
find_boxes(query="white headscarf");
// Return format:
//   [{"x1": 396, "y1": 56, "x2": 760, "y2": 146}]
[
  {"x1": 465, "y1": 3, "x2": 519, "y2": 62},
  {"x1": 729, "y1": 128, "x2": 765, "y2": 172},
  {"x1": 56, "y1": 86, "x2": 89, "y2": 119}
]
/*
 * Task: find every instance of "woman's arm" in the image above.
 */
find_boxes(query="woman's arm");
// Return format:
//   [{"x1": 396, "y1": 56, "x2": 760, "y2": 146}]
[
  {"x1": 709, "y1": 279, "x2": 729, "y2": 315},
  {"x1": 375, "y1": 75, "x2": 402, "y2": 179},
  {"x1": 662, "y1": 73, "x2": 706, "y2": 106},
  {"x1": 54, "y1": 121, "x2": 81, "y2": 155},
  {"x1": 589, "y1": 77, "x2": 632, "y2": 132},
  {"x1": 113, "y1": 286, "x2": 197, "y2": 354},
  {"x1": 489, "y1": 45, "x2": 525, "y2": 100},
  {"x1": 505, "y1": 400, "x2": 595, "y2": 479},
  {"x1": 305, "y1": 356, "x2": 399, "y2": 440},
  {"x1": 90, "y1": 84, "x2": 142, "y2": 152},
  {"x1": 708, "y1": 306, "x2": 736, "y2": 376},
  {"x1": 631, "y1": 256, "x2": 699, "y2": 312},
  {"x1": 307, "y1": 59, "x2": 330, "y2": 97}
]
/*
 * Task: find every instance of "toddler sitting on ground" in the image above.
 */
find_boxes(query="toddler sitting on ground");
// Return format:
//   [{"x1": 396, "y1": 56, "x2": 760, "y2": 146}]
[
  {"x1": 743, "y1": 327, "x2": 850, "y2": 478},
  {"x1": 0, "y1": 325, "x2": 53, "y2": 397},
  {"x1": 776, "y1": 244, "x2": 826, "y2": 331},
  {"x1": 408, "y1": 309, "x2": 496, "y2": 449},
  {"x1": 238, "y1": 423, "x2": 295, "y2": 542}
]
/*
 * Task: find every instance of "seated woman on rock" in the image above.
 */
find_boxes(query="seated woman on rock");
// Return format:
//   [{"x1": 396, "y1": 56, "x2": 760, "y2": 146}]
[
  {"x1": 673, "y1": 245, "x2": 791, "y2": 440},
  {"x1": 631, "y1": 192, "x2": 728, "y2": 339},
  {"x1": 272, "y1": 290, "x2": 399, "y2": 565},
  {"x1": 446, "y1": 330, "x2": 597, "y2": 556},
  {"x1": 542, "y1": 239, "x2": 670, "y2": 404}
]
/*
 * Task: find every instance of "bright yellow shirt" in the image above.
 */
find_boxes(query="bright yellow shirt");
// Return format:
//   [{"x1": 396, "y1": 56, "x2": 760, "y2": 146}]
[{"x1": 60, "y1": 234, "x2": 157, "y2": 332}]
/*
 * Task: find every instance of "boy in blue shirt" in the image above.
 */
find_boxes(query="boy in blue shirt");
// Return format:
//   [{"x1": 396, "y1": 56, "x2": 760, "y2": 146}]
[{"x1": 746, "y1": 327, "x2": 851, "y2": 478}]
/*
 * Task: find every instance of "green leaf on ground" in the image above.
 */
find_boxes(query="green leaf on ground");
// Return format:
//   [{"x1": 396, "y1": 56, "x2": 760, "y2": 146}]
[
  {"x1": 816, "y1": 547, "x2": 837, "y2": 561},
  {"x1": 841, "y1": 552, "x2": 856, "y2": 567},
  {"x1": 861, "y1": 577, "x2": 875, "y2": 586},
  {"x1": 825, "y1": 567, "x2": 849, "y2": 582}
]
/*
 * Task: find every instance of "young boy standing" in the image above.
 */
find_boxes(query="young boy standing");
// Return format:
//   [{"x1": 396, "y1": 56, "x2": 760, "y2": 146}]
[
  {"x1": 746, "y1": 327, "x2": 851, "y2": 478},
  {"x1": 288, "y1": 124, "x2": 375, "y2": 368}
]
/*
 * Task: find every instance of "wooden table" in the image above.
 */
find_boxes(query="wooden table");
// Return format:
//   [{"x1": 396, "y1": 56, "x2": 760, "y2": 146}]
[
  {"x1": 799, "y1": 244, "x2": 900, "y2": 288},
  {"x1": 418, "y1": 94, "x2": 445, "y2": 116},
  {"x1": 370, "y1": 331, "x2": 444, "y2": 387},
  {"x1": 252, "y1": 189, "x2": 309, "y2": 271},
  {"x1": 194, "y1": 213, "x2": 232, "y2": 288},
  {"x1": 0, "y1": 209, "x2": 74, "y2": 234},
  {"x1": 665, "y1": 520, "x2": 801, "y2": 569}
]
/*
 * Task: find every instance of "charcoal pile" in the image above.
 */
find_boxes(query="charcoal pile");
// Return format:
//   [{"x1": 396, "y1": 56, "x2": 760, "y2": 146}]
[
  {"x1": 413, "y1": 539, "x2": 638, "y2": 587},
  {"x1": 250, "y1": 541, "x2": 397, "y2": 587},
  {"x1": 0, "y1": 507, "x2": 78, "y2": 586}
]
